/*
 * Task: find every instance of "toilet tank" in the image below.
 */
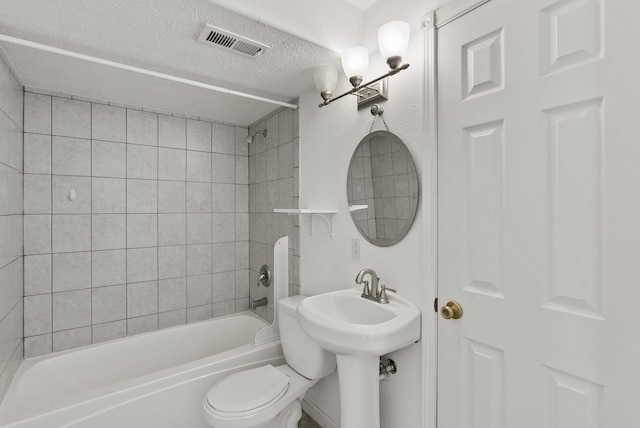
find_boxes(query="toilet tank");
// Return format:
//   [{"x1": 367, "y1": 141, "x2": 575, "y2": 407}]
[{"x1": 278, "y1": 296, "x2": 336, "y2": 379}]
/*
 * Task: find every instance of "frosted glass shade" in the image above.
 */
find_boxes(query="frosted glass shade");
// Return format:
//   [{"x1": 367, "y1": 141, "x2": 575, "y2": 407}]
[
  {"x1": 341, "y1": 46, "x2": 369, "y2": 83},
  {"x1": 313, "y1": 66, "x2": 338, "y2": 93},
  {"x1": 378, "y1": 21, "x2": 410, "y2": 67}
]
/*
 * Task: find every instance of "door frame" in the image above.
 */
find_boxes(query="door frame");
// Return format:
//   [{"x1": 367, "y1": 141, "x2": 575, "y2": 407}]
[
  {"x1": 420, "y1": 9, "x2": 438, "y2": 428},
  {"x1": 420, "y1": 1, "x2": 494, "y2": 427}
]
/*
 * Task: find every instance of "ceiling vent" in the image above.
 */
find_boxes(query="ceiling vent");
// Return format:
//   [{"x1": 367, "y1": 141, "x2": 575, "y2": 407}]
[{"x1": 197, "y1": 24, "x2": 270, "y2": 58}]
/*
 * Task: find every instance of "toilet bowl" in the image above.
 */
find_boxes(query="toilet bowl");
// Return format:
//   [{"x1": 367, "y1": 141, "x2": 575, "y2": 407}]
[
  {"x1": 201, "y1": 296, "x2": 336, "y2": 428},
  {"x1": 202, "y1": 364, "x2": 315, "y2": 428}
]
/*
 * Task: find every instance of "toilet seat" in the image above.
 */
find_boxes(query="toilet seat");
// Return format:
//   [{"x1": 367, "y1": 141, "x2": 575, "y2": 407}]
[
  {"x1": 202, "y1": 364, "x2": 319, "y2": 428},
  {"x1": 206, "y1": 365, "x2": 290, "y2": 415}
]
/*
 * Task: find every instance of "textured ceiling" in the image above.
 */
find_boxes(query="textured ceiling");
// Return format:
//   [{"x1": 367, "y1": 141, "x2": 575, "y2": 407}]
[
  {"x1": 343, "y1": 0, "x2": 382, "y2": 10},
  {"x1": 0, "y1": 0, "x2": 353, "y2": 125}
]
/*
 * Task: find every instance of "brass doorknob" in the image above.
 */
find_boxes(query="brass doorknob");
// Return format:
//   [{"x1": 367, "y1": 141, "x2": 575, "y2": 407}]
[{"x1": 440, "y1": 301, "x2": 463, "y2": 320}]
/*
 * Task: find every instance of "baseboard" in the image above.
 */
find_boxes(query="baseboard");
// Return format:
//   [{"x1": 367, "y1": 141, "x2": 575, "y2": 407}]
[{"x1": 302, "y1": 399, "x2": 339, "y2": 428}]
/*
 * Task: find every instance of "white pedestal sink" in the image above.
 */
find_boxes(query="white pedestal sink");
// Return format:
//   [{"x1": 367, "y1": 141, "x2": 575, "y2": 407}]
[{"x1": 297, "y1": 288, "x2": 421, "y2": 428}]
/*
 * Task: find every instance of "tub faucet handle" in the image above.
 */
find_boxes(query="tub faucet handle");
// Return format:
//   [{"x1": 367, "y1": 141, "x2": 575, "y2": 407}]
[
  {"x1": 257, "y1": 265, "x2": 272, "y2": 287},
  {"x1": 257, "y1": 274, "x2": 267, "y2": 287}
]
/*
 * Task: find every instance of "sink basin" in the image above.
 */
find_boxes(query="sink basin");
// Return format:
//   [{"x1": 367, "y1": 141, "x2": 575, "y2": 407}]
[
  {"x1": 297, "y1": 287, "x2": 421, "y2": 356},
  {"x1": 297, "y1": 287, "x2": 421, "y2": 428}
]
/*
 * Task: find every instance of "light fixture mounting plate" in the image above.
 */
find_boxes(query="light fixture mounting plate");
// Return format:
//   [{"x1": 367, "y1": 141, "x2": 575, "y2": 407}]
[{"x1": 357, "y1": 77, "x2": 389, "y2": 110}]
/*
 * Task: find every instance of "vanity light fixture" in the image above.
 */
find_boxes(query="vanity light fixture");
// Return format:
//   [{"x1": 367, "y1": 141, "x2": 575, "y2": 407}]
[
  {"x1": 315, "y1": 20, "x2": 411, "y2": 109},
  {"x1": 341, "y1": 46, "x2": 369, "y2": 88},
  {"x1": 313, "y1": 66, "x2": 338, "y2": 104}
]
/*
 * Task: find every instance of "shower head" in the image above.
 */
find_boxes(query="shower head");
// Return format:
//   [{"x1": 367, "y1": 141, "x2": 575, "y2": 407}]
[{"x1": 247, "y1": 129, "x2": 267, "y2": 144}]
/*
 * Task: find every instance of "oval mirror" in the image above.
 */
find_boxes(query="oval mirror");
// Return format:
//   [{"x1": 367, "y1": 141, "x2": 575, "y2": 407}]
[{"x1": 346, "y1": 131, "x2": 419, "y2": 247}]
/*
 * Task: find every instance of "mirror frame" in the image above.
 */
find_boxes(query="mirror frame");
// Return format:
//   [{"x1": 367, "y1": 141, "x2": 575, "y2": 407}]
[{"x1": 346, "y1": 130, "x2": 419, "y2": 247}]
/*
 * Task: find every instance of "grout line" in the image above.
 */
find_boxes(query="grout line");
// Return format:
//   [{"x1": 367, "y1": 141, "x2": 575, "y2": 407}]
[
  {"x1": 184, "y1": 115, "x2": 188, "y2": 323},
  {"x1": 0, "y1": 159, "x2": 23, "y2": 175},
  {"x1": 48, "y1": 94, "x2": 53, "y2": 354},
  {"x1": 156, "y1": 112, "x2": 160, "y2": 330},
  {"x1": 124, "y1": 107, "x2": 129, "y2": 337},
  {"x1": 0, "y1": 336, "x2": 25, "y2": 381},
  {"x1": 210, "y1": 122, "x2": 215, "y2": 314},
  {"x1": 0, "y1": 264, "x2": 24, "y2": 326},
  {"x1": 89, "y1": 101, "x2": 93, "y2": 345}
]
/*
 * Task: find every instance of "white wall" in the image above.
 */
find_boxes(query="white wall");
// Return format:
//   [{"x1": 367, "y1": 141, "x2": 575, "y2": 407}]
[{"x1": 298, "y1": 28, "x2": 429, "y2": 427}]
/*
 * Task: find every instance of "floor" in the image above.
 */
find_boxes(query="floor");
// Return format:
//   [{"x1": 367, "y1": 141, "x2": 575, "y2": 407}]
[{"x1": 299, "y1": 411, "x2": 322, "y2": 428}]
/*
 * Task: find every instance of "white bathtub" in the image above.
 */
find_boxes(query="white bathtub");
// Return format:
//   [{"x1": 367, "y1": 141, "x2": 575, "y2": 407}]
[{"x1": 0, "y1": 312, "x2": 285, "y2": 428}]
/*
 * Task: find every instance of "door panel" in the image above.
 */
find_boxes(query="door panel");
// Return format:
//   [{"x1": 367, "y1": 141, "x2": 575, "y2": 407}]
[
  {"x1": 436, "y1": 0, "x2": 640, "y2": 426},
  {"x1": 461, "y1": 339, "x2": 504, "y2": 428},
  {"x1": 544, "y1": 98, "x2": 604, "y2": 319}
]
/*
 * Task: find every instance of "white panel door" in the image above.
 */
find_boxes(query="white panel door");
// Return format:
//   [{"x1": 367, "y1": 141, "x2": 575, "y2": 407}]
[{"x1": 437, "y1": 0, "x2": 640, "y2": 427}]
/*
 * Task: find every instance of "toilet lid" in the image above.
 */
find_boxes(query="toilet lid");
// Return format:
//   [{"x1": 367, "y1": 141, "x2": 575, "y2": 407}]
[{"x1": 206, "y1": 365, "x2": 290, "y2": 413}]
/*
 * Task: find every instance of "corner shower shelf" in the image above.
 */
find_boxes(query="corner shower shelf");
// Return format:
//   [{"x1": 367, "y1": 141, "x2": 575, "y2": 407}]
[{"x1": 274, "y1": 209, "x2": 338, "y2": 237}]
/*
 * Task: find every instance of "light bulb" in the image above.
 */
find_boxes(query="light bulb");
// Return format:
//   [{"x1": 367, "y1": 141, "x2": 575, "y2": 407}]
[
  {"x1": 341, "y1": 46, "x2": 369, "y2": 87},
  {"x1": 378, "y1": 21, "x2": 410, "y2": 69},
  {"x1": 313, "y1": 66, "x2": 338, "y2": 102}
]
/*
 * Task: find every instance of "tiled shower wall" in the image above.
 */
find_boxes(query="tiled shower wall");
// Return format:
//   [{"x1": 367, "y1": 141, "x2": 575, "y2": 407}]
[
  {"x1": 248, "y1": 106, "x2": 300, "y2": 323},
  {"x1": 0, "y1": 55, "x2": 24, "y2": 400},
  {"x1": 22, "y1": 90, "x2": 250, "y2": 357}
]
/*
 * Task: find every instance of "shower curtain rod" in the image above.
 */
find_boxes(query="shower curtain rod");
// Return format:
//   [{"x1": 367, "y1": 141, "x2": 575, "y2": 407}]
[{"x1": 0, "y1": 34, "x2": 298, "y2": 110}]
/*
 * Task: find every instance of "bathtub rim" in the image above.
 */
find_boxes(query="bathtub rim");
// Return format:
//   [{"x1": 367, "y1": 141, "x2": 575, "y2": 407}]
[
  {"x1": 21, "y1": 310, "x2": 269, "y2": 367},
  {"x1": 0, "y1": 311, "x2": 282, "y2": 427}
]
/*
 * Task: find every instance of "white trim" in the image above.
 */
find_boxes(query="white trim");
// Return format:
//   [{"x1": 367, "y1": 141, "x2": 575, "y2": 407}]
[
  {"x1": 421, "y1": 11, "x2": 438, "y2": 428},
  {"x1": 302, "y1": 398, "x2": 339, "y2": 428},
  {"x1": 0, "y1": 34, "x2": 299, "y2": 110},
  {"x1": 435, "y1": 0, "x2": 491, "y2": 28}
]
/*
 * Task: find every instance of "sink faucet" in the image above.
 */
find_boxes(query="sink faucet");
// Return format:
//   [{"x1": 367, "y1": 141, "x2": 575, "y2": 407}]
[
  {"x1": 355, "y1": 268, "x2": 397, "y2": 304},
  {"x1": 355, "y1": 268, "x2": 380, "y2": 299}
]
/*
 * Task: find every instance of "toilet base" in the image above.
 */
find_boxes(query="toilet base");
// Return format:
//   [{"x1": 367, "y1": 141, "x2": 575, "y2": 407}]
[{"x1": 267, "y1": 399, "x2": 302, "y2": 428}]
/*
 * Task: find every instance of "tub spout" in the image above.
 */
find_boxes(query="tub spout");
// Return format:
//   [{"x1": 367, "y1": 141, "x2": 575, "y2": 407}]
[{"x1": 250, "y1": 297, "x2": 268, "y2": 310}]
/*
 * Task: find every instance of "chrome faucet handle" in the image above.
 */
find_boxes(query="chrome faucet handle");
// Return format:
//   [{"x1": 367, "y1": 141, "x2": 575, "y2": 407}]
[
  {"x1": 257, "y1": 265, "x2": 272, "y2": 287},
  {"x1": 360, "y1": 280, "x2": 371, "y2": 297},
  {"x1": 379, "y1": 284, "x2": 396, "y2": 304},
  {"x1": 380, "y1": 284, "x2": 396, "y2": 293}
]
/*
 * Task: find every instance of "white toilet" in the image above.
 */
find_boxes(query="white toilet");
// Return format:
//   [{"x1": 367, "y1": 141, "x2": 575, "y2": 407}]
[{"x1": 202, "y1": 296, "x2": 336, "y2": 428}]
